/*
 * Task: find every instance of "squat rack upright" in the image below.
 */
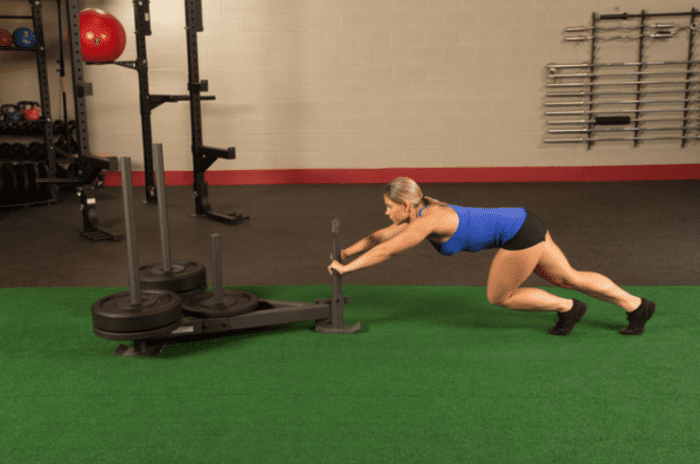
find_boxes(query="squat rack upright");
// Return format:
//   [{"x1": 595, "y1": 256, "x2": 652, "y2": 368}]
[
  {"x1": 63, "y1": 0, "x2": 121, "y2": 241},
  {"x1": 111, "y1": 0, "x2": 248, "y2": 225}
]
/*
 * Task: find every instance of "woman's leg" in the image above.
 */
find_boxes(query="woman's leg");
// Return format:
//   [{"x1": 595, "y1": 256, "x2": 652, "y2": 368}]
[
  {"x1": 532, "y1": 232, "x2": 642, "y2": 312},
  {"x1": 487, "y1": 231, "x2": 653, "y2": 335},
  {"x1": 486, "y1": 238, "x2": 574, "y2": 312},
  {"x1": 487, "y1": 231, "x2": 642, "y2": 312}
]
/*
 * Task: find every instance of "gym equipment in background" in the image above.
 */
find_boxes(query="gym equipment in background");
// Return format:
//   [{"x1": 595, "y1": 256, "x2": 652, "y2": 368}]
[
  {"x1": 59, "y1": 0, "x2": 121, "y2": 240},
  {"x1": 3, "y1": 0, "x2": 242, "y2": 231},
  {"x1": 0, "y1": 0, "x2": 60, "y2": 210},
  {"x1": 2, "y1": 104, "x2": 21, "y2": 122},
  {"x1": 75, "y1": 8, "x2": 127, "y2": 63},
  {"x1": 18, "y1": 101, "x2": 41, "y2": 121},
  {"x1": 92, "y1": 156, "x2": 361, "y2": 357},
  {"x1": 544, "y1": 8, "x2": 699, "y2": 148},
  {"x1": 0, "y1": 1, "x2": 122, "y2": 228},
  {"x1": 0, "y1": 161, "x2": 51, "y2": 207},
  {"x1": 0, "y1": 29, "x2": 12, "y2": 47},
  {"x1": 12, "y1": 26, "x2": 36, "y2": 47},
  {"x1": 107, "y1": 0, "x2": 247, "y2": 224}
]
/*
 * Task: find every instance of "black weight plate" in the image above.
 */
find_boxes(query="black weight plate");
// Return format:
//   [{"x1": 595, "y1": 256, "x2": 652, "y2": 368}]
[
  {"x1": 177, "y1": 284, "x2": 207, "y2": 303},
  {"x1": 1, "y1": 164, "x2": 18, "y2": 202},
  {"x1": 25, "y1": 163, "x2": 40, "y2": 194},
  {"x1": 53, "y1": 120, "x2": 65, "y2": 134},
  {"x1": 13, "y1": 164, "x2": 29, "y2": 200},
  {"x1": 11, "y1": 143, "x2": 26, "y2": 160},
  {"x1": 23, "y1": 163, "x2": 36, "y2": 199},
  {"x1": 0, "y1": 165, "x2": 9, "y2": 203},
  {"x1": 92, "y1": 289, "x2": 182, "y2": 333},
  {"x1": 93, "y1": 317, "x2": 183, "y2": 342},
  {"x1": 0, "y1": 143, "x2": 11, "y2": 158},
  {"x1": 36, "y1": 162, "x2": 48, "y2": 196},
  {"x1": 182, "y1": 289, "x2": 260, "y2": 318},
  {"x1": 139, "y1": 261, "x2": 207, "y2": 294},
  {"x1": 27, "y1": 142, "x2": 41, "y2": 161}
]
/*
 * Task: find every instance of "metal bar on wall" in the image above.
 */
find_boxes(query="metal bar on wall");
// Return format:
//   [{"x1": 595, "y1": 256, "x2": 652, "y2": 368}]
[{"x1": 599, "y1": 12, "x2": 700, "y2": 19}]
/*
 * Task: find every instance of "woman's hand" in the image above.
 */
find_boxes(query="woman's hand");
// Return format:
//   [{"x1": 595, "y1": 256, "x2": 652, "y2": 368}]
[{"x1": 328, "y1": 260, "x2": 345, "y2": 275}]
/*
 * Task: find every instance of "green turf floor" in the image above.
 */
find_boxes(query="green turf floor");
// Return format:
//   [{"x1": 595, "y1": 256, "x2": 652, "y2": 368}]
[{"x1": 1, "y1": 285, "x2": 698, "y2": 464}]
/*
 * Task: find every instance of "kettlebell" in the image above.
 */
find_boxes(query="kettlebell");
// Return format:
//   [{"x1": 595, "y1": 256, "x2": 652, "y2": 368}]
[
  {"x1": 18, "y1": 101, "x2": 41, "y2": 121},
  {"x1": 2, "y1": 105, "x2": 21, "y2": 122},
  {"x1": 0, "y1": 29, "x2": 12, "y2": 48},
  {"x1": 13, "y1": 27, "x2": 36, "y2": 48}
]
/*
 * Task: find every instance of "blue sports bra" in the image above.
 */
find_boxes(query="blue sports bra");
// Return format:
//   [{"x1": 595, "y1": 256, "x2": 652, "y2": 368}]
[{"x1": 419, "y1": 205, "x2": 527, "y2": 255}]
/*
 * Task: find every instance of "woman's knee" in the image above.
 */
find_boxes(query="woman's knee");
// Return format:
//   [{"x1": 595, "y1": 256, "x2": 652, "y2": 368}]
[
  {"x1": 536, "y1": 235, "x2": 587, "y2": 289},
  {"x1": 487, "y1": 289, "x2": 510, "y2": 307}
]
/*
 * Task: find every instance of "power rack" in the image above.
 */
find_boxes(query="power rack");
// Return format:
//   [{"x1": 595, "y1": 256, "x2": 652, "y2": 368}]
[{"x1": 109, "y1": 0, "x2": 248, "y2": 224}]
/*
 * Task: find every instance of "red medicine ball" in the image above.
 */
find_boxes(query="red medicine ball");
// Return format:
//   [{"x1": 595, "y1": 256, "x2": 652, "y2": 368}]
[{"x1": 77, "y1": 8, "x2": 127, "y2": 63}]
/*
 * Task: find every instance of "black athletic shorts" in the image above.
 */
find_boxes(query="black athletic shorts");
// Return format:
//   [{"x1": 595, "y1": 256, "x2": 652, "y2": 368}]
[{"x1": 502, "y1": 210, "x2": 548, "y2": 251}]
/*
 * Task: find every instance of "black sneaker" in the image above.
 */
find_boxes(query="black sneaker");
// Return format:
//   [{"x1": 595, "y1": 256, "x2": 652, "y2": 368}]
[
  {"x1": 621, "y1": 298, "x2": 656, "y2": 335},
  {"x1": 549, "y1": 300, "x2": 587, "y2": 335}
]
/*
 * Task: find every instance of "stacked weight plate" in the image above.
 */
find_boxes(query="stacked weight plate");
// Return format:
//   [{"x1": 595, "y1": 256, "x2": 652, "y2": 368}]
[
  {"x1": 0, "y1": 161, "x2": 50, "y2": 206},
  {"x1": 91, "y1": 157, "x2": 184, "y2": 355},
  {"x1": 136, "y1": 144, "x2": 207, "y2": 300}
]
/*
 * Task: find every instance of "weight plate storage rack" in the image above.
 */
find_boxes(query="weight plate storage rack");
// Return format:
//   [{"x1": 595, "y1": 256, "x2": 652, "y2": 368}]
[
  {"x1": 0, "y1": 0, "x2": 57, "y2": 208},
  {"x1": 545, "y1": 9, "x2": 699, "y2": 148},
  {"x1": 1, "y1": 0, "x2": 120, "y2": 242}
]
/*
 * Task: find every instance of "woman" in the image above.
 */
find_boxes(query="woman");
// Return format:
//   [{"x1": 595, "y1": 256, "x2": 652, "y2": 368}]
[{"x1": 328, "y1": 177, "x2": 655, "y2": 336}]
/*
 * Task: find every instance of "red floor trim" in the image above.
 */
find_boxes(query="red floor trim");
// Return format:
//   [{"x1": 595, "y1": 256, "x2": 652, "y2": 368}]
[{"x1": 103, "y1": 164, "x2": 700, "y2": 186}]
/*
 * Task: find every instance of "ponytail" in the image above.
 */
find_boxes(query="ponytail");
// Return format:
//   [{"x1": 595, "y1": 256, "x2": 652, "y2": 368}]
[{"x1": 423, "y1": 196, "x2": 447, "y2": 207}]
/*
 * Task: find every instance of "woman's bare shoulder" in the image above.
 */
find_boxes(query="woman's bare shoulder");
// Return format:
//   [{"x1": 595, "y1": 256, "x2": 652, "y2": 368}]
[{"x1": 419, "y1": 204, "x2": 458, "y2": 237}]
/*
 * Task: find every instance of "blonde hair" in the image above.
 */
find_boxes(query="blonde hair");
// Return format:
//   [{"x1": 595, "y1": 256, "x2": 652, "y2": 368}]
[{"x1": 383, "y1": 177, "x2": 445, "y2": 207}]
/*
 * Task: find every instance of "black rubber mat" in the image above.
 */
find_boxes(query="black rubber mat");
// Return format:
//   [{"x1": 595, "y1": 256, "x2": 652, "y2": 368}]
[{"x1": 1, "y1": 180, "x2": 697, "y2": 288}]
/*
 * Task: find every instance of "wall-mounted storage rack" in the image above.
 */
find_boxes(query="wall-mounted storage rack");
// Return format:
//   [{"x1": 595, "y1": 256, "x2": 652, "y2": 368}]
[{"x1": 544, "y1": 9, "x2": 699, "y2": 148}]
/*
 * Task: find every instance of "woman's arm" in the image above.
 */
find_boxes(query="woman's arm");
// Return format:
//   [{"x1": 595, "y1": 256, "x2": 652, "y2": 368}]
[
  {"x1": 340, "y1": 223, "x2": 408, "y2": 261},
  {"x1": 329, "y1": 218, "x2": 434, "y2": 275}
]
